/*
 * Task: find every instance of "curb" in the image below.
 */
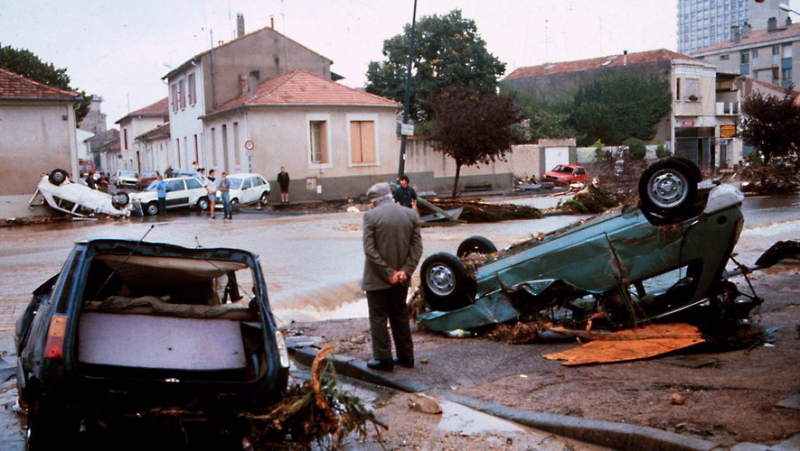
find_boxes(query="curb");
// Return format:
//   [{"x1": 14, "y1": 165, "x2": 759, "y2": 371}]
[{"x1": 288, "y1": 344, "x2": 720, "y2": 451}]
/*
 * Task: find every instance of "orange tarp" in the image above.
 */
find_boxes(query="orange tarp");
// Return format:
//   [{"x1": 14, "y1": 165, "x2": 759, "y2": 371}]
[{"x1": 543, "y1": 323, "x2": 705, "y2": 366}]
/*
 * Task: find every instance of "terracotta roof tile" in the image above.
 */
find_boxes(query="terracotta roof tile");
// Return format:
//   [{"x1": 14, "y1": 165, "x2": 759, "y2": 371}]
[
  {"x1": 692, "y1": 23, "x2": 800, "y2": 54},
  {"x1": 0, "y1": 67, "x2": 78, "y2": 100},
  {"x1": 212, "y1": 71, "x2": 401, "y2": 114},
  {"x1": 503, "y1": 49, "x2": 696, "y2": 80},
  {"x1": 116, "y1": 97, "x2": 168, "y2": 123},
  {"x1": 137, "y1": 122, "x2": 171, "y2": 141}
]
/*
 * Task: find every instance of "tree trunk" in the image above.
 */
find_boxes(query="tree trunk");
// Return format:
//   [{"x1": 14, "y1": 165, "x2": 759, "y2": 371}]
[{"x1": 451, "y1": 163, "x2": 462, "y2": 198}]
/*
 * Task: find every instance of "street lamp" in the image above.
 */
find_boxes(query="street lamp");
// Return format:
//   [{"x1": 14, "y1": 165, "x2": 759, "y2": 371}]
[{"x1": 779, "y1": 3, "x2": 800, "y2": 15}]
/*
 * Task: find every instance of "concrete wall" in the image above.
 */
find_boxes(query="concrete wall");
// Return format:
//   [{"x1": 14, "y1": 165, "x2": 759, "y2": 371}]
[
  {"x1": 0, "y1": 101, "x2": 76, "y2": 196},
  {"x1": 119, "y1": 116, "x2": 167, "y2": 172},
  {"x1": 168, "y1": 66, "x2": 205, "y2": 170}
]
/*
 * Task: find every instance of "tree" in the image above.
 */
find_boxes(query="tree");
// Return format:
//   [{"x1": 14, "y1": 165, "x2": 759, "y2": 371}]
[
  {"x1": 511, "y1": 92, "x2": 576, "y2": 143},
  {"x1": 427, "y1": 86, "x2": 522, "y2": 197},
  {"x1": 0, "y1": 45, "x2": 92, "y2": 123},
  {"x1": 740, "y1": 89, "x2": 800, "y2": 165},
  {"x1": 366, "y1": 10, "x2": 505, "y2": 125},
  {"x1": 568, "y1": 74, "x2": 671, "y2": 146}
]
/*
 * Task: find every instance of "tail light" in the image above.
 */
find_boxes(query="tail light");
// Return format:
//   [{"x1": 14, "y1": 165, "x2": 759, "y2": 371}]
[
  {"x1": 44, "y1": 316, "x2": 68, "y2": 359},
  {"x1": 275, "y1": 331, "x2": 290, "y2": 368}
]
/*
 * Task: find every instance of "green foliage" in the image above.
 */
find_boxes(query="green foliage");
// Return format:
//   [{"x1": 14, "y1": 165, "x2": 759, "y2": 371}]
[
  {"x1": 655, "y1": 142, "x2": 670, "y2": 158},
  {"x1": 622, "y1": 137, "x2": 647, "y2": 161},
  {"x1": 568, "y1": 74, "x2": 671, "y2": 146},
  {"x1": 509, "y1": 91, "x2": 576, "y2": 143},
  {"x1": 592, "y1": 139, "x2": 606, "y2": 160},
  {"x1": 365, "y1": 10, "x2": 505, "y2": 125},
  {"x1": 0, "y1": 45, "x2": 91, "y2": 124},
  {"x1": 428, "y1": 85, "x2": 522, "y2": 197},
  {"x1": 740, "y1": 89, "x2": 800, "y2": 165}
]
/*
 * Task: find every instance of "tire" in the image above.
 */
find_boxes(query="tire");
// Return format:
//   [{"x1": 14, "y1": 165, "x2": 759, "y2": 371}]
[
  {"x1": 456, "y1": 236, "x2": 497, "y2": 258},
  {"x1": 260, "y1": 192, "x2": 269, "y2": 206},
  {"x1": 27, "y1": 396, "x2": 78, "y2": 449},
  {"x1": 48, "y1": 169, "x2": 68, "y2": 186},
  {"x1": 197, "y1": 197, "x2": 210, "y2": 211},
  {"x1": 111, "y1": 192, "x2": 129, "y2": 209},
  {"x1": 420, "y1": 253, "x2": 475, "y2": 311},
  {"x1": 231, "y1": 199, "x2": 240, "y2": 212},
  {"x1": 145, "y1": 202, "x2": 159, "y2": 216},
  {"x1": 666, "y1": 156, "x2": 702, "y2": 184},
  {"x1": 638, "y1": 159, "x2": 699, "y2": 224}
]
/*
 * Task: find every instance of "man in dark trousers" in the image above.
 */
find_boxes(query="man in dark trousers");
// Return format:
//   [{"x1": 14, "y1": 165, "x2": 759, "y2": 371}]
[
  {"x1": 362, "y1": 182, "x2": 423, "y2": 371},
  {"x1": 277, "y1": 166, "x2": 290, "y2": 203},
  {"x1": 393, "y1": 175, "x2": 417, "y2": 209}
]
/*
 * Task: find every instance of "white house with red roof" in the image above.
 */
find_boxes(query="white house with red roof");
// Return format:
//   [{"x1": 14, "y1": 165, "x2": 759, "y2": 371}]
[
  {"x1": 114, "y1": 98, "x2": 169, "y2": 173},
  {"x1": 163, "y1": 16, "x2": 333, "y2": 172},
  {"x1": 0, "y1": 68, "x2": 80, "y2": 217},
  {"x1": 201, "y1": 70, "x2": 401, "y2": 201}
]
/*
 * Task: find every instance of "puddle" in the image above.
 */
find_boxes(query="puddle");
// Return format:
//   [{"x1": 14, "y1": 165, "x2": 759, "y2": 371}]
[{"x1": 437, "y1": 399, "x2": 528, "y2": 435}]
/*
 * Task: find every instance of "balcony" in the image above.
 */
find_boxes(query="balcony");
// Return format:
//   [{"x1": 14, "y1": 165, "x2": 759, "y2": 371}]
[{"x1": 716, "y1": 102, "x2": 740, "y2": 116}]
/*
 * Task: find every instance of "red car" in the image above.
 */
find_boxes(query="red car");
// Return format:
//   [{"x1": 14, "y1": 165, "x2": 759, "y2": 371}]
[
  {"x1": 542, "y1": 164, "x2": 589, "y2": 187},
  {"x1": 136, "y1": 171, "x2": 159, "y2": 190}
]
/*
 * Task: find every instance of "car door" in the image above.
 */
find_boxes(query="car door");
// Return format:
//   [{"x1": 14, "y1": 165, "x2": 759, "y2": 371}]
[
  {"x1": 184, "y1": 178, "x2": 205, "y2": 204},
  {"x1": 166, "y1": 179, "x2": 188, "y2": 207},
  {"x1": 240, "y1": 177, "x2": 254, "y2": 203}
]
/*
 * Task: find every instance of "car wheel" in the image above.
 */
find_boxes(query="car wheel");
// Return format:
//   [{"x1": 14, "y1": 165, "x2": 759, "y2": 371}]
[
  {"x1": 48, "y1": 169, "x2": 69, "y2": 186},
  {"x1": 666, "y1": 156, "x2": 702, "y2": 183},
  {"x1": 638, "y1": 159, "x2": 699, "y2": 224},
  {"x1": 111, "y1": 192, "x2": 129, "y2": 209},
  {"x1": 145, "y1": 202, "x2": 159, "y2": 216},
  {"x1": 231, "y1": 199, "x2": 240, "y2": 211},
  {"x1": 27, "y1": 396, "x2": 78, "y2": 449},
  {"x1": 456, "y1": 236, "x2": 498, "y2": 258},
  {"x1": 420, "y1": 253, "x2": 475, "y2": 312},
  {"x1": 260, "y1": 192, "x2": 269, "y2": 206},
  {"x1": 197, "y1": 197, "x2": 210, "y2": 211}
]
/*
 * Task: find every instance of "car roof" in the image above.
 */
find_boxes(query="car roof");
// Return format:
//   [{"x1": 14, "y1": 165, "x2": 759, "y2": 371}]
[{"x1": 227, "y1": 173, "x2": 263, "y2": 178}]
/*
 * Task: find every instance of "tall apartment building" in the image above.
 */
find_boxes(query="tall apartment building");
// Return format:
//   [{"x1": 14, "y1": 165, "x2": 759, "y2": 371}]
[{"x1": 677, "y1": 0, "x2": 792, "y2": 55}]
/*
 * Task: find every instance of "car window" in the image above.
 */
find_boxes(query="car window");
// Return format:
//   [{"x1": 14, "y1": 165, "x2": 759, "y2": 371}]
[
  {"x1": 242, "y1": 178, "x2": 253, "y2": 189},
  {"x1": 167, "y1": 180, "x2": 185, "y2": 192},
  {"x1": 185, "y1": 178, "x2": 202, "y2": 189},
  {"x1": 145, "y1": 182, "x2": 158, "y2": 191},
  {"x1": 252, "y1": 176, "x2": 264, "y2": 187},
  {"x1": 228, "y1": 178, "x2": 243, "y2": 189},
  {"x1": 575, "y1": 168, "x2": 585, "y2": 175}
]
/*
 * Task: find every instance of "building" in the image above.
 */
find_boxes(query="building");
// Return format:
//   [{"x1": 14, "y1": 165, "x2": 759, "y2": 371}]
[
  {"x1": 163, "y1": 15, "x2": 334, "y2": 171},
  {"x1": 501, "y1": 49, "x2": 744, "y2": 171},
  {"x1": 0, "y1": 68, "x2": 80, "y2": 217},
  {"x1": 114, "y1": 98, "x2": 169, "y2": 173},
  {"x1": 201, "y1": 70, "x2": 401, "y2": 201},
  {"x1": 80, "y1": 96, "x2": 107, "y2": 135},
  {"x1": 677, "y1": 0, "x2": 793, "y2": 55},
  {"x1": 135, "y1": 123, "x2": 171, "y2": 173},
  {"x1": 93, "y1": 129, "x2": 120, "y2": 175},
  {"x1": 691, "y1": 19, "x2": 800, "y2": 89}
]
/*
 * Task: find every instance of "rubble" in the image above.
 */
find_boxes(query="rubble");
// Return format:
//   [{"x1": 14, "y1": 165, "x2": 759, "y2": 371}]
[{"x1": 420, "y1": 198, "x2": 541, "y2": 223}]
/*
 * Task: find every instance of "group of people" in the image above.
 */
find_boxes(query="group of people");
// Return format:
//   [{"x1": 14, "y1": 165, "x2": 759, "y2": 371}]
[{"x1": 84, "y1": 172, "x2": 110, "y2": 192}]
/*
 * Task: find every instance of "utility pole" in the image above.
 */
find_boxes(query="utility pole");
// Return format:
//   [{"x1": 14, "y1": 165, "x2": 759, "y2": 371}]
[{"x1": 397, "y1": 0, "x2": 418, "y2": 178}]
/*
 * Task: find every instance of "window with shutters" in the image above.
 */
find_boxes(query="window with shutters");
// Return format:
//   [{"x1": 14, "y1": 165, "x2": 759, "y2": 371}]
[
  {"x1": 307, "y1": 115, "x2": 331, "y2": 168},
  {"x1": 349, "y1": 120, "x2": 376, "y2": 164}
]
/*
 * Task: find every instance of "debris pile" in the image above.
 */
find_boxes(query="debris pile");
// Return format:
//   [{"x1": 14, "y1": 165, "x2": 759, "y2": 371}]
[
  {"x1": 421, "y1": 199, "x2": 541, "y2": 223},
  {"x1": 739, "y1": 163, "x2": 800, "y2": 195},
  {"x1": 240, "y1": 346, "x2": 386, "y2": 449},
  {"x1": 559, "y1": 179, "x2": 621, "y2": 214}
]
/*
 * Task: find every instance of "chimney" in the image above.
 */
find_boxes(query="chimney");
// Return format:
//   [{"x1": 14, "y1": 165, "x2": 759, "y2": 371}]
[
  {"x1": 741, "y1": 22, "x2": 751, "y2": 38},
  {"x1": 238, "y1": 74, "x2": 248, "y2": 96},
  {"x1": 767, "y1": 17, "x2": 777, "y2": 32},
  {"x1": 787, "y1": 16, "x2": 793, "y2": 27},
  {"x1": 248, "y1": 70, "x2": 260, "y2": 98},
  {"x1": 237, "y1": 13, "x2": 245, "y2": 37},
  {"x1": 731, "y1": 25, "x2": 740, "y2": 43},
  {"x1": 623, "y1": 50, "x2": 628, "y2": 66},
  {"x1": 270, "y1": 16, "x2": 275, "y2": 29}
]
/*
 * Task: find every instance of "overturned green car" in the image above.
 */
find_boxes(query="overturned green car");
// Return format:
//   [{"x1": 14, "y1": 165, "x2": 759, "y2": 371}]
[{"x1": 418, "y1": 158, "x2": 759, "y2": 332}]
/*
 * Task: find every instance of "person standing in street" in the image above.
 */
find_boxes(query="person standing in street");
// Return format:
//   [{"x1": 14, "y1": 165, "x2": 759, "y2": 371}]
[
  {"x1": 97, "y1": 172, "x2": 109, "y2": 192},
  {"x1": 393, "y1": 175, "x2": 417, "y2": 209},
  {"x1": 205, "y1": 169, "x2": 217, "y2": 220},
  {"x1": 85, "y1": 172, "x2": 97, "y2": 190},
  {"x1": 155, "y1": 174, "x2": 168, "y2": 215},
  {"x1": 218, "y1": 172, "x2": 233, "y2": 220},
  {"x1": 362, "y1": 182, "x2": 423, "y2": 371},
  {"x1": 277, "y1": 166, "x2": 290, "y2": 204}
]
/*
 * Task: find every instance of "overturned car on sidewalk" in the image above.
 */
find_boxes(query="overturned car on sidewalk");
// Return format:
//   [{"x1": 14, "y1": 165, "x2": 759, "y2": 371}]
[
  {"x1": 418, "y1": 157, "x2": 762, "y2": 332},
  {"x1": 30, "y1": 169, "x2": 131, "y2": 217},
  {"x1": 15, "y1": 239, "x2": 290, "y2": 448}
]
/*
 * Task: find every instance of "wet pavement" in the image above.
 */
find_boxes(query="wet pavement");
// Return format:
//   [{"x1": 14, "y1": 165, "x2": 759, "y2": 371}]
[{"x1": 0, "y1": 191, "x2": 797, "y2": 448}]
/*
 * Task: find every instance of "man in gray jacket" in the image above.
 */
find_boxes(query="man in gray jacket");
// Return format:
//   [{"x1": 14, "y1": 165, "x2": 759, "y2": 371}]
[{"x1": 362, "y1": 182, "x2": 423, "y2": 371}]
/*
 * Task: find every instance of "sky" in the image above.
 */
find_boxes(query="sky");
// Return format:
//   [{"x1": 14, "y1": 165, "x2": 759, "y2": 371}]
[{"x1": 0, "y1": 0, "x2": 685, "y2": 124}]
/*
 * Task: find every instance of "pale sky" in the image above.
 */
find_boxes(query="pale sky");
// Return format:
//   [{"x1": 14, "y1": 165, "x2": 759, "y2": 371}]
[{"x1": 0, "y1": 0, "x2": 684, "y2": 124}]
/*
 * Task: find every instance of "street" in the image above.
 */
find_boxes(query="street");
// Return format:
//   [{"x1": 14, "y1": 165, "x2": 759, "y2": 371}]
[{"x1": 0, "y1": 192, "x2": 797, "y2": 448}]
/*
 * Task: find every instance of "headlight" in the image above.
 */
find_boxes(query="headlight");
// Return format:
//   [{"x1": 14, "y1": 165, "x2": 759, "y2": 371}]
[{"x1": 275, "y1": 331, "x2": 290, "y2": 368}]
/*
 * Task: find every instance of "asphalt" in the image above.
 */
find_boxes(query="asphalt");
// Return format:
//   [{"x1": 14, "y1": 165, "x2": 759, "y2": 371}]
[{"x1": 287, "y1": 341, "x2": 800, "y2": 451}]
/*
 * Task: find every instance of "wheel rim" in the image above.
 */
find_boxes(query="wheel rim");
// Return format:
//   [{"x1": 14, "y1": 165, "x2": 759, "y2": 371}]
[
  {"x1": 148, "y1": 204, "x2": 158, "y2": 215},
  {"x1": 260, "y1": 193, "x2": 268, "y2": 205},
  {"x1": 647, "y1": 169, "x2": 689, "y2": 209},
  {"x1": 426, "y1": 263, "x2": 455, "y2": 296}
]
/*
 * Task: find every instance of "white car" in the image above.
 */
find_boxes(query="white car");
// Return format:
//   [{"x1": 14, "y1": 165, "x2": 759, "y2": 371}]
[
  {"x1": 30, "y1": 169, "x2": 130, "y2": 217},
  {"x1": 131, "y1": 177, "x2": 210, "y2": 216},
  {"x1": 216, "y1": 173, "x2": 271, "y2": 209},
  {"x1": 111, "y1": 169, "x2": 138, "y2": 188}
]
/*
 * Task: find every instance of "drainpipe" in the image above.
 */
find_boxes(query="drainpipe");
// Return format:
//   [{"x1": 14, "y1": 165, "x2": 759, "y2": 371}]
[{"x1": 210, "y1": 30, "x2": 217, "y2": 109}]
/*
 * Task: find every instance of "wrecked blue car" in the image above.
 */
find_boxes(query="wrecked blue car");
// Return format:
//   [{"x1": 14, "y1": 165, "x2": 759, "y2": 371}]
[{"x1": 418, "y1": 158, "x2": 758, "y2": 332}]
